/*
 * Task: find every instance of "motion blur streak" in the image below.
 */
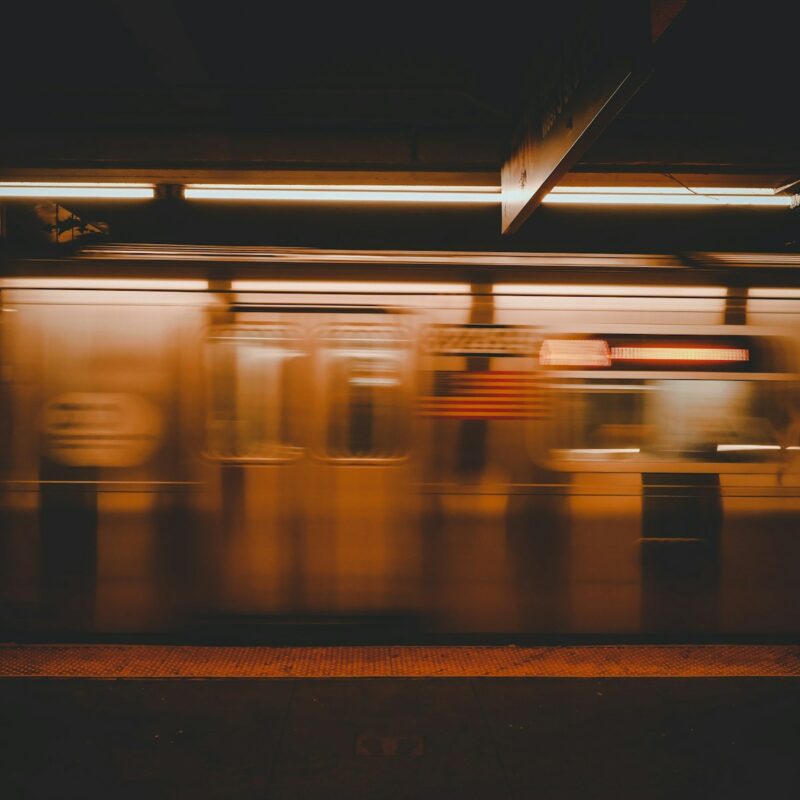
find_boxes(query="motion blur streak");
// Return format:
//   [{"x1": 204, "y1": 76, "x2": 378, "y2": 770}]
[
  {"x1": 1, "y1": 278, "x2": 208, "y2": 290},
  {"x1": 2, "y1": 247, "x2": 800, "y2": 639},
  {"x1": 716, "y1": 444, "x2": 781, "y2": 452},
  {"x1": 539, "y1": 339, "x2": 611, "y2": 366},
  {"x1": 610, "y1": 346, "x2": 749, "y2": 362},
  {"x1": 563, "y1": 449, "x2": 641, "y2": 455},
  {"x1": 231, "y1": 280, "x2": 469, "y2": 293},
  {"x1": 498, "y1": 284, "x2": 727, "y2": 297}
]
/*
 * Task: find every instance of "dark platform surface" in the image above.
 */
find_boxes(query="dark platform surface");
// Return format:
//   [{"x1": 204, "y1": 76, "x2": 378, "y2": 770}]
[
  {"x1": 3, "y1": 677, "x2": 799, "y2": 799},
  {"x1": 2, "y1": 643, "x2": 799, "y2": 678}
]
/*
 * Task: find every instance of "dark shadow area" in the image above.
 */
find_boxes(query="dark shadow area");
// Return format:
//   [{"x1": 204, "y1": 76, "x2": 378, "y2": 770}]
[
  {"x1": 1, "y1": 677, "x2": 798, "y2": 799},
  {"x1": 3, "y1": 200, "x2": 799, "y2": 254}
]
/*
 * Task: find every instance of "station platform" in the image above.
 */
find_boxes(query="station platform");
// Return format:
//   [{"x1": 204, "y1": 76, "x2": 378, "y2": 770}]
[
  {"x1": 1, "y1": 643, "x2": 800, "y2": 678},
  {"x1": 2, "y1": 645, "x2": 799, "y2": 799}
]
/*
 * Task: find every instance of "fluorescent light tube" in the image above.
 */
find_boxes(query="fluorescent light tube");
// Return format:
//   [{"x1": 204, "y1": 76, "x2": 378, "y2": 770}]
[
  {"x1": 184, "y1": 184, "x2": 501, "y2": 203},
  {"x1": 543, "y1": 188, "x2": 791, "y2": 206},
  {"x1": 0, "y1": 182, "x2": 155, "y2": 199}
]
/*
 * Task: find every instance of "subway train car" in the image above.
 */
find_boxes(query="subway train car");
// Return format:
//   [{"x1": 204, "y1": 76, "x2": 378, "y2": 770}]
[{"x1": 1, "y1": 245, "x2": 800, "y2": 638}]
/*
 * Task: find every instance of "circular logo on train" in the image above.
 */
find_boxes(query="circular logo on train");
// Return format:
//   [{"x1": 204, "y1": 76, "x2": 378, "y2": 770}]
[{"x1": 41, "y1": 393, "x2": 163, "y2": 467}]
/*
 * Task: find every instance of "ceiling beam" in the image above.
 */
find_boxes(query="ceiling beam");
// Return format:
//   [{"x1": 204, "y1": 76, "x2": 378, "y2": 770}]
[{"x1": 500, "y1": 0, "x2": 687, "y2": 234}]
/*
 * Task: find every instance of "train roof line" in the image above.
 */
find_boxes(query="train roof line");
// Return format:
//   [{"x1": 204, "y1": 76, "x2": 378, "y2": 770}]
[
  {"x1": 73, "y1": 244, "x2": 687, "y2": 267},
  {"x1": 6, "y1": 245, "x2": 800, "y2": 288},
  {"x1": 65, "y1": 244, "x2": 800, "y2": 270}
]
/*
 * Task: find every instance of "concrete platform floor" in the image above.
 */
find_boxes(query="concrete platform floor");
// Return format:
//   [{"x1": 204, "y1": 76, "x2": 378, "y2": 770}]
[{"x1": 2, "y1": 674, "x2": 800, "y2": 799}]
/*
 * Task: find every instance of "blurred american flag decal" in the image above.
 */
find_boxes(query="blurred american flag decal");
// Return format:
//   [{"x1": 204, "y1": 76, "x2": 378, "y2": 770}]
[{"x1": 419, "y1": 370, "x2": 549, "y2": 419}]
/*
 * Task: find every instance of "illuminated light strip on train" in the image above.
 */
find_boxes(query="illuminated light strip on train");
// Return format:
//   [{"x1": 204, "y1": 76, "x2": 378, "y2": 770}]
[
  {"x1": 563, "y1": 448, "x2": 641, "y2": 455},
  {"x1": 610, "y1": 346, "x2": 749, "y2": 362},
  {"x1": 498, "y1": 284, "x2": 727, "y2": 297},
  {"x1": 540, "y1": 340, "x2": 751, "y2": 366},
  {"x1": 0, "y1": 278, "x2": 208, "y2": 290},
  {"x1": 544, "y1": 186, "x2": 793, "y2": 206},
  {"x1": 349, "y1": 377, "x2": 400, "y2": 386},
  {"x1": 750, "y1": 287, "x2": 800, "y2": 299},
  {"x1": 185, "y1": 184, "x2": 501, "y2": 203},
  {"x1": 0, "y1": 182, "x2": 155, "y2": 199},
  {"x1": 231, "y1": 280, "x2": 469, "y2": 293},
  {"x1": 716, "y1": 444, "x2": 781, "y2": 452},
  {"x1": 539, "y1": 339, "x2": 611, "y2": 366}
]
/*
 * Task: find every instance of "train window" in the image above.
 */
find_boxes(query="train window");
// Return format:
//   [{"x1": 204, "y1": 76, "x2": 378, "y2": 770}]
[
  {"x1": 647, "y1": 379, "x2": 783, "y2": 461},
  {"x1": 541, "y1": 333, "x2": 794, "y2": 467},
  {"x1": 550, "y1": 377, "x2": 787, "y2": 465},
  {"x1": 318, "y1": 324, "x2": 409, "y2": 460},
  {"x1": 205, "y1": 325, "x2": 304, "y2": 461}
]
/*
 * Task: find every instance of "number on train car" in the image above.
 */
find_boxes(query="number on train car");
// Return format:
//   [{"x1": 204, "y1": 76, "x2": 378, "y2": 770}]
[{"x1": 423, "y1": 324, "x2": 537, "y2": 358}]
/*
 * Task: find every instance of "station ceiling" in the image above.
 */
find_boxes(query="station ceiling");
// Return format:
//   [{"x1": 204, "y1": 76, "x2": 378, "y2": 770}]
[{"x1": 2, "y1": 2, "x2": 799, "y2": 251}]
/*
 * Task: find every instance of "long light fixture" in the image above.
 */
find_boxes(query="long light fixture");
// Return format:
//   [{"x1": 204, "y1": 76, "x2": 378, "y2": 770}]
[
  {"x1": 2, "y1": 180, "x2": 789, "y2": 207},
  {"x1": 184, "y1": 184, "x2": 501, "y2": 203},
  {"x1": 0, "y1": 182, "x2": 155, "y2": 199},
  {"x1": 544, "y1": 186, "x2": 793, "y2": 207},
  {"x1": 183, "y1": 182, "x2": 793, "y2": 207}
]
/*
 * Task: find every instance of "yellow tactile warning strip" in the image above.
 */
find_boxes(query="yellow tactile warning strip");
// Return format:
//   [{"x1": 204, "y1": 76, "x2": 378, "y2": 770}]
[{"x1": 1, "y1": 645, "x2": 799, "y2": 678}]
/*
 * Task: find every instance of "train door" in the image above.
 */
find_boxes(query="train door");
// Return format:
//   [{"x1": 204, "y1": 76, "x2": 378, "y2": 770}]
[
  {"x1": 204, "y1": 318, "x2": 307, "y2": 615},
  {"x1": 539, "y1": 332, "x2": 795, "y2": 633},
  {"x1": 205, "y1": 309, "x2": 417, "y2": 621},
  {"x1": 303, "y1": 316, "x2": 416, "y2": 616},
  {"x1": 1, "y1": 287, "x2": 195, "y2": 633}
]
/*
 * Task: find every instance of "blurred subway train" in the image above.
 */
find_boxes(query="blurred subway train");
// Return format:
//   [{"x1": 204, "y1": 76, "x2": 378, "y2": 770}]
[{"x1": 2, "y1": 244, "x2": 800, "y2": 638}]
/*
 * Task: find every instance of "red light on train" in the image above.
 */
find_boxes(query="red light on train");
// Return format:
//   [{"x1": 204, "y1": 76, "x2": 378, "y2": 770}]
[
  {"x1": 540, "y1": 339, "x2": 751, "y2": 367},
  {"x1": 609, "y1": 346, "x2": 749, "y2": 363},
  {"x1": 539, "y1": 339, "x2": 611, "y2": 367}
]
